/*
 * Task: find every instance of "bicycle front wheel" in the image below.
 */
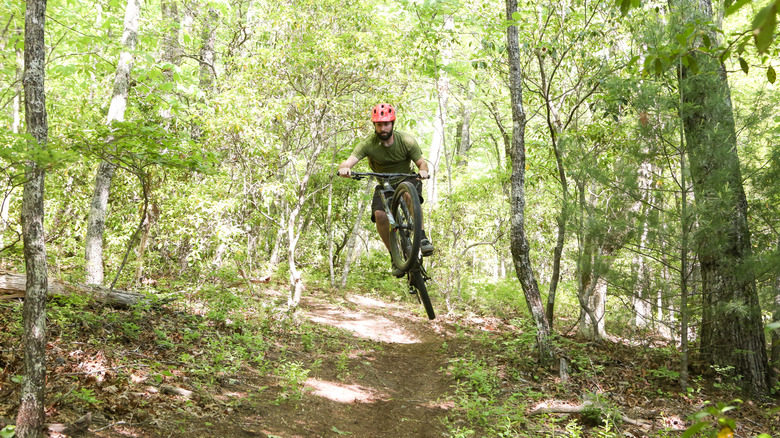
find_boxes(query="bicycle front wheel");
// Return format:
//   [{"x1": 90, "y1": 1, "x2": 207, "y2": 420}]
[
  {"x1": 389, "y1": 181, "x2": 422, "y2": 273},
  {"x1": 411, "y1": 268, "x2": 435, "y2": 320}
]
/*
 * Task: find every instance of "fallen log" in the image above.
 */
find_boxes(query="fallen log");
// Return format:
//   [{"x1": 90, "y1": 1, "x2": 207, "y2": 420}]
[
  {"x1": 529, "y1": 401, "x2": 653, "y2": 428},
  {"x1": 0, "y1": 271, "x2": 166, "y2": 308}
]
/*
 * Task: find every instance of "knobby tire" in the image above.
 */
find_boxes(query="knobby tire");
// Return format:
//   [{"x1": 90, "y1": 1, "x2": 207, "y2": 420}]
[
  {"x1": 389, "y1": 182, "x2": 422, "y2": 273},
  {"x1": 411, "y1": 267, "x2": 435, "y2": 320}
]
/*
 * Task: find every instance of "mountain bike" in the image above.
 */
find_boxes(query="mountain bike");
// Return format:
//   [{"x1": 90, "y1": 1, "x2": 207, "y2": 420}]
[{"x1": 347, "y1": 172, "x2": 435, "y2": 320}]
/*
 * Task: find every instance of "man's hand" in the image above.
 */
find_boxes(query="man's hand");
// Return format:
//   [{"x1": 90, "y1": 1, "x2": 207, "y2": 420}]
[
  {"x1": 338, "y1": 167, "x2": 352, "y2": 177},
  {"x1": 418, "y1": 170, "x2": 429, "y2": 179}
]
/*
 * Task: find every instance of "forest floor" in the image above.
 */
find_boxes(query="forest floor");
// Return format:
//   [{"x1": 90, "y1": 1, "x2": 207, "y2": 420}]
[{"x1": 1, "y1": 281, "x2": 779, "y2": 437}]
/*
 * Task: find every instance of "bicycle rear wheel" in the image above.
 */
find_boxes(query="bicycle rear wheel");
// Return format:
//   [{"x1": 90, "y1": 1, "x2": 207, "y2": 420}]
[
  {"x1": 411, "y1": 268, "x2": 435, "y2": 320},
  {"x1": 389, "y1": 182, "x2": 422, "y2": 273}
]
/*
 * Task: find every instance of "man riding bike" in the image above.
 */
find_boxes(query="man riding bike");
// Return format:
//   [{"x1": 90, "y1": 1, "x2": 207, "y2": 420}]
[{"x1": 338, "y1": 103, "x2": 435, "y2": 277}]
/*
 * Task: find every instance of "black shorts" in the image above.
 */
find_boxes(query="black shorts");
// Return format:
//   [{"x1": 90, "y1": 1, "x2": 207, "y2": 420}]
[{"x1": 370, "y1": 178, "x2": 424, "y2": 223}]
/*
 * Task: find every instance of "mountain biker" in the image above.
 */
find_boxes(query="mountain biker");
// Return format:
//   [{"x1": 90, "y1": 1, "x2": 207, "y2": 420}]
[{"x1": 338, "y1": 103, "x2": 435, "y2": 277}]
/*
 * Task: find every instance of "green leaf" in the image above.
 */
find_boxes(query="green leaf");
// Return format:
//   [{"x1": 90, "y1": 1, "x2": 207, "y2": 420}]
[
  {"x1": 738, "y1": 57, "x2": 749, "y2": 73},
  {"x1": 752, "y1": 2, "x2": 778, "y2": 54},
  {"x1": 617, "y1": 0, "x2": 631, "y2": 16},
  {"x1": 682, "y1": 422, "x2": 709, "y2": 438},
  {"x1": 654, "y1": 57, "x2": 664, "y2": 75},
  {"x1": 1, "y1": 425, "x2": 15, "y2": 438},
  {"x1": 725, "y1": 0, "x2": 752, "y2": 17},
  {"x1": 511, "y1": 11, "x2": 521, "y2": 22},
  {"x1": 688, "y1": 55, "x2": 700, "y2": 74},
  {"x1": 768, "y1": 65, "x2": 777, "y2": 83},
  {"x1": 331, "y1": 426, "x2": 352, "y2": 435}
]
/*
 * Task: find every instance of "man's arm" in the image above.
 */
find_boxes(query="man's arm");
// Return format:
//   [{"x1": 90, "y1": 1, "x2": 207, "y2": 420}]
[
  {"x1": 338, "y1": 156, "x2": 359, "y2": 177},
  {"x1": 414, "y1": 157, "x2": 429, "y2": 179}
]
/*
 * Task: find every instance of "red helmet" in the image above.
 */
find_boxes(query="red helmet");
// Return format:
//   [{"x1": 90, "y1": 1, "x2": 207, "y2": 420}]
[{"x1": 371, "y1": 103, "x2": 396, "y2": 122}]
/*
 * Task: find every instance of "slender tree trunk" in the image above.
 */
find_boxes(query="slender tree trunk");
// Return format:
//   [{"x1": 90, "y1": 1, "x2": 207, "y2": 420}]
[
  {"x1": 674, "y1": 0, "x2": 769, "y2": 395},
  {"x1": 456, "y1": 81, "x2": 474, "y2": 167},
  {"x1": 427, "y1": 15, "x2": 453, "y2": 205},
  {"x1": 13, "y1": 28, "x2": 22, "y2": 134},
  {"x1": 199, "y1": 8, "x2": 218, "y2": 91},
  {"x1": 632, "y1": 160, "x2": 654, "y2": 328},
  {"x1": 287, "y1": 126, "x2": 328, "y2": 307},
  {"x1": 506, "y1": 0, "x2": 553, "y2": 366},
  {"x1": 770, "y1": 237, "x2": 780, "y2": 387},
  {"x1": 1, "y1": 28, "x2": 22, "y2": 255},
  {"x1": 576, "y1": 234, "x2": 606, "y2": 341},
  {"x1": 85, "y1": 0, "x2": 141, "y2": 285},
  {"x1": 161, "y1": 0, "x2": 180, "y2": 66},
  {"x1": 679, "y1": 145, "x2": 691, "y2": 389},
  {"x1": 16, "y1": 1, "x2": 48, "y2": 436},
  {"x1": 340, "y1": 180, "x2": 372, "y2": 288}
]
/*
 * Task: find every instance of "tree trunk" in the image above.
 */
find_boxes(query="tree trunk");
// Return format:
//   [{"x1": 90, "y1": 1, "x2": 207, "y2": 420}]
[
  {"x1": 427, "y1": 15, "x2": 454, "y2": 205},
  {"x1": 16, "y1": 1, "x2": 48, "y2": 436},
  {"x1": 505, "y1": 0, "x2": 553, "y2": 367},
  {"x1": 1, "y1": 271, "x2": 156, "y2": 308},
  {"x1": 161, "y1": 0, "x2": 180, "y2": 66},
  {"x1": 674, "y1": 0, "x2": 769, "y2": 395},
  {"x1": 287, "y1": 125, "x2": 328, "y2": 308},
  {"x1": 769, "y1": 237, "x2": 780, "y2": 388},
  {"x1": 340, "y1": 181, "x2": 372, "y2": 288},
  {"x1": 576, "y1": 233, "x2": 606, "y2": 342},
  {"x1": 199, "y1": 8, "x2": 218, "y2": 91},
  {"x1": 632, "y1": 160, "x2": 654, "y2": 328},
  {"x1": 84, "y1": 0, "x2": 142, "y2": 285},
  {"x1": 456, "y1": 82, "x2": 474, "y2": 167}
]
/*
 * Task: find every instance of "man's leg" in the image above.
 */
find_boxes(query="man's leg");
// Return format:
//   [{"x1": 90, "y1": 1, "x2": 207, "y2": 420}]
[
  {"x1": 375, "y1": 210, "x2": 404, "y2": 277},
  {"x1": 374, "y1": 210, "x2": 391, "y2": 252}
]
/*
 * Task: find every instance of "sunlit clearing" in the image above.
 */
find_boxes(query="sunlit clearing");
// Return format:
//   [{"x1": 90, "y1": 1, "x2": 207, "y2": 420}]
[{"x1": 305, "y1": 378, "x2": 388, "y2": 403}]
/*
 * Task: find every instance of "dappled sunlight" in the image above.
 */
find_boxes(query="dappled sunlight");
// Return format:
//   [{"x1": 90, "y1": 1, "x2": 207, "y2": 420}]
[
  {"x1": 420, "y1": 399, "x2": 455, "y2": 410},
  {"x1": 305, "y1": 378, "x2": 389, "y2": 403},
  {"x1": 347, "y1": 294, "x2": 391, "y2": 309},
  {"x1": 304, "y1": 302, "x2": 421, "y2": 344}
]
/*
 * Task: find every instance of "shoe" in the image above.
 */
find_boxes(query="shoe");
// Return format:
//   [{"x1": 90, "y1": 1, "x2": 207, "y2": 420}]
[
  {"x1": 420, "y1": 231, "x2": 434, "y2": 257},
  {"x1": 391, "y1": 264, "x2": 405, "y2": 278}
]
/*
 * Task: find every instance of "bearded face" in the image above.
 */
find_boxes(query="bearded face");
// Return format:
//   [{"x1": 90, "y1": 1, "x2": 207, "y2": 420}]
[{"x1": 374, "y1": 121, "x2": 393, "y2": 141}]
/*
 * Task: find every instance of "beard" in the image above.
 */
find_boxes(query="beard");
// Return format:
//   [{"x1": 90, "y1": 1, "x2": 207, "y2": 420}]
[{"x1": 376, "y1": 129, "x2": 393, "y2": 141}]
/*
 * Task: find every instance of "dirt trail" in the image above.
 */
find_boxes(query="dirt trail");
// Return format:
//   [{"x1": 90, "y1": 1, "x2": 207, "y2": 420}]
[{"x1": 255, "y1": 294, "x2": 456, "y2": 437}]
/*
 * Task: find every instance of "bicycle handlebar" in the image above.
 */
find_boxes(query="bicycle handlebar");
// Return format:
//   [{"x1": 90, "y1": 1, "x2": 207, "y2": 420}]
[{"x1": 336, "y1": 171, "x2": 427, "y2": 180}]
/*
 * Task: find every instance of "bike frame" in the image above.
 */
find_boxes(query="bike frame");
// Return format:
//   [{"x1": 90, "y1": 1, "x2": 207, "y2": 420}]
[{"x1": 349, "y1": 172, "x2": 419, "y2": 243}]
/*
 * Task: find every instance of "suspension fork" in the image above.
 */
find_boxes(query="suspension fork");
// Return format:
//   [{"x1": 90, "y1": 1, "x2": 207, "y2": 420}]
[{"x1": 381, "y1": 180, "x2": 399, "y2": 228}]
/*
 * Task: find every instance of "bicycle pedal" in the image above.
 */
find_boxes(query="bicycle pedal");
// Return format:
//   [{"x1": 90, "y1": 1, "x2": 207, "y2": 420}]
[{"x1": 408, "y1": 288, "x2": 417, "y2": 296}]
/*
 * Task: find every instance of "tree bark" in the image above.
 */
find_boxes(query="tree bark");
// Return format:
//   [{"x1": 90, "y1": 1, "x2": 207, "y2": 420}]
[
  {"x1": 632, "y1": 160, "x2": 654, "y2": 328},
  {"x1": 427, "y1": 15, "x2": 454, "y2": 205},
  {"x1": 505, "y1": 0, "x2": 554, "y2": 366},
  {"x1": 0, "y1": 271, "x2": 155, "y2": 308},
  {"x1": 674, "y1": 0, "x2": 769, "y2": 395},
  {"x1": 340, "y1": 181, "x2": 372, "y2": 288},
  {"x1": 161, "y1": 0, "x2": 180, "y2": 66},
  {"x1": 770, "y1": 237, "x2": 780, "y2": 388},
  {"x1": 455, "y1": 81, "x2": 474, "y2": 167},
  {"x1": 84, "y1": 0, "x2": 142, "y2": 285},
  {"x1": 16, "y1": 1, "x2": 48, "y2": 436},
  {"x1": 199, "y1": 8, "x2": 218, "y2": 91}
]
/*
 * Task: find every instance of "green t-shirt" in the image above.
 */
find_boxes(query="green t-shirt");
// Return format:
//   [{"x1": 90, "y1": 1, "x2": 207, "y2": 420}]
[{"x1": 350, "y1": 130, "x2": 422, "y2": 174}]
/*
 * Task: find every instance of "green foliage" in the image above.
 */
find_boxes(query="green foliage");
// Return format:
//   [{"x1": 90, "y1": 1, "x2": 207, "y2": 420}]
[
  {"x1": 0, "y1": 425, "x2": 15, "y2": 438},
  {"x1": 447, "y1": 353, "x2": 500, "y2": 396},
  {"x1": 274, "y1": 361, "x2": 310, "y2": 403}
]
